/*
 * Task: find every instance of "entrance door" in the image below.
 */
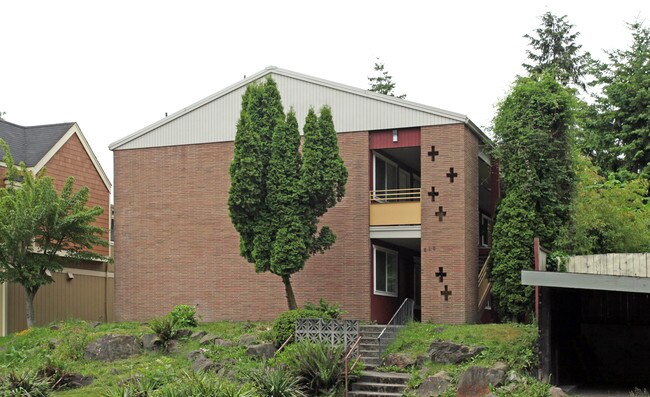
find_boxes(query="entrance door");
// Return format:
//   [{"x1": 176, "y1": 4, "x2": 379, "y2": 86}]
[{"x1": 413, "y1": 257, "x2": 421, "y2": 321}]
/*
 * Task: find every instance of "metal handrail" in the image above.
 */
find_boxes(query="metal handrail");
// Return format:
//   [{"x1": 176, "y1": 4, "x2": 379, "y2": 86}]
[
  {"x1": 344, "y1": 335, "x2": 362, "y2": 397},
  {"x1": 274, "y1": 334, "x2": 293, "y2": 357},
  {"x1": 377, "y1": 298, "x2": 414, "y2": 355},
  {"x1": 370, "y1": 188, "x2": 421, "y2": 203}
]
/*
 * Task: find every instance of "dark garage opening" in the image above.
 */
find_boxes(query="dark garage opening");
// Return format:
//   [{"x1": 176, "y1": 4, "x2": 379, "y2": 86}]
[{"x1": 544, "y1": 287, "x2": 650, "y2": 389}]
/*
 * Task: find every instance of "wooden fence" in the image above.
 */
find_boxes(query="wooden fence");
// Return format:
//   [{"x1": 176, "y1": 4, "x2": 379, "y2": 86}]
[{"x1": 566, "y1": 253, "x2": 650, "y2": 277}]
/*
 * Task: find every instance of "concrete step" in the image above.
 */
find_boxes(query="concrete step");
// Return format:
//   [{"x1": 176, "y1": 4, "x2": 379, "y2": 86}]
[
  {"x1": 358, "y1": 370, "x2": 410, "y2": 385},
  {"x1": 352, "y1": 382, "x2": 406, "y2": 393},
  {"x1": 348, "y1": 391, "x2": 403, "y2": 397}
]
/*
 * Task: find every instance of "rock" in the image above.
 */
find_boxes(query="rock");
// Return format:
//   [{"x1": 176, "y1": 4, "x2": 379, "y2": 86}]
[
  {"x1": 165, "y1": 340, "x2": 179, "y2": 353},
  {"x1": 191, "y1": 330, "x2": 207, "y2": 340},
  {"x1": 456, "y1": 365, "x2": 507, "y2": 397},
  {"x1": 199, "y1": 334, "x2": 220, "y2": 345},
  {"x1": 549, "y1": 386, "x2": 568, "y2": 397},
  {"x1": 176, "y1": 329, "x2": 193, "y2": 339},
  {"x1": 189, "y1": 351, "x2": 219, "y2": 372},
  {"x1": 492, "y1": 361, "x2": 509, "y2": 372},
  {"x1": 187, "y1": 349, "x2": 204, "y2": 361},
  {"x1": 55, "y1": 373, "x2": 94, "y2": 389},
  {"x1": 142, "y1": 334, "x2": 162, "y2": 351},
  {"x1": 428, "y1": 341, "x2": 484, "y2": 364},
  {"x1": 415, "y1": 354, "x2": 428, "y2": 368},
  {"x1": 383, "y1": 353, "x2": 415, "y2": 369},
  {"x1": 84, "y1": 335, "x2": 142, "y2": 361},
  {"x1": 89, "y1": 321, "x2": 101, "y2": 328},
  {"x1": 50, "y1": 324, "x2": 61, "y2": 331},
  {"x1": 49, "y1": 338, "x2": 61, "y2": 349},
  {"x1": 239, "y1": 334, "x2": 258, "y2": 346},
  {"x1": 245, "y1": 343, "x2": 276, "y2": 359},
  {"x1": 417, "y1": 371, "x2": 450, "y2": 397},
  {"x1": 214, "y1": 339, "x2": 235, "y2": 348}
]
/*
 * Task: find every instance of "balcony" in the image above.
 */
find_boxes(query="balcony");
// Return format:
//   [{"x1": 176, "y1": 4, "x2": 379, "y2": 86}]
[{"x1": 369, "y1": 188, "x2": 421, "y2": 226}]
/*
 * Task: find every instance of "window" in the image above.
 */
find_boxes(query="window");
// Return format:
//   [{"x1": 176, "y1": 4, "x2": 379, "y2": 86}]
[{"x1": 374, "y1": 245, "x2": 398, "y2": 296}]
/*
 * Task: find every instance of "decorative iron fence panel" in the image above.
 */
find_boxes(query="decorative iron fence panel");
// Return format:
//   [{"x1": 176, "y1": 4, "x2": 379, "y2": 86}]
[{"x1": 295, "y1": 318, "x2": 359, "y2": 351}]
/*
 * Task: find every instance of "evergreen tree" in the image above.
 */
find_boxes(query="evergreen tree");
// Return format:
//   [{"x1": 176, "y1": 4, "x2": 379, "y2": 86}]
[
  {"x1": 0, "y1": 140, "x2": 107, "y2": 327},
  {"x1": 368, "y1": 59, "x2": 406, "y2": 99},
  {"x1": 490, "y1": 72, "x2": 577, "y2": 320},
  {"x1": 228, "y1": 77, "x2": 348, "y2": 310},
  {"x1": 582, "y1": 22, "x2": 650, "y2": 179},
  {"x1": 523, "y1": 12, "x2": 592, "y2": 89}
]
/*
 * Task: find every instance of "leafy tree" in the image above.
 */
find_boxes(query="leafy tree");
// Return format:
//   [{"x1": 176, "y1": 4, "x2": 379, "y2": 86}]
[
  {"x1": 368, "y1": 59, "x2": 406, "y2": 99},
  {"x1": 228, "y1": 77, "x2": 347, "y2": 310},
  {"x1": 581, "y1": 22, "x2": 650, "y2": 179},
  {"x1": 0, "y1": 140, "x2": 107, "y2": 328},
  {"x1": 560, "y1": 155, "x2": 650, "y2": 254},
  {"x1": 523, "y1": 12, "x2": 592, "y2": 89},
  {"x1": 490, "y1": 72, "x2": 577, "y2": 320}
]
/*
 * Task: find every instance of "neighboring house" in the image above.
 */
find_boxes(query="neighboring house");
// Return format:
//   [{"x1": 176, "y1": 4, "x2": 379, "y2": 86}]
[
  {"x1": 110, "y1": 66, "x2": 499, "y2": 324},
  {"x1": 0, "y1": 120, "x2": 113, "y2": 335}
]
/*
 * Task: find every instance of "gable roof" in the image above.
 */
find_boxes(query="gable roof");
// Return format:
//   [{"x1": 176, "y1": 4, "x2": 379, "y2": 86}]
[
  {"x1": 0, "y1": 120, "x2": 111, "y2": 191},
  {"x1": 110, "y1": 66, "x2": 490, "y2": 151},
  {"x1": 0, "y1": 120, "x2": 74, "y2": 166}
]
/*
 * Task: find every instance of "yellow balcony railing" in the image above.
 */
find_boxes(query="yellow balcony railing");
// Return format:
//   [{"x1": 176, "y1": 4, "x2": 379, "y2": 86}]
[{"x1": 369, "y1": 188, "x2": 421, "y2": 226}]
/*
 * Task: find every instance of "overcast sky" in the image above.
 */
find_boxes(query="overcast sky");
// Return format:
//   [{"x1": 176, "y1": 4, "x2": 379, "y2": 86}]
[{"x1": 1, "y1": 1, "x2": 647, "y2": 185}]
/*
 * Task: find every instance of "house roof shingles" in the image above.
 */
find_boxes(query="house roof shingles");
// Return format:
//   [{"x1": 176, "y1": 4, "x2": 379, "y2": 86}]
[{"x1": 0, "y1": 120, "x2": 74, "y2": 166}]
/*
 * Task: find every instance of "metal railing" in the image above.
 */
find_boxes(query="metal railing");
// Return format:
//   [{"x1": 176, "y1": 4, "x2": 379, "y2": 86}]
[
  {"x1": 343, "y1": 336, "x2": 362, "y2": 397},
  {"x1": 478, "y1": 254, "x2": 492, "y2": 310},
  {"x1": 377, "y1": 298, "x2": 414, "y2": 355},
  {"x1": 370, "y1": 188, "x2": 421, "y2": 203}
]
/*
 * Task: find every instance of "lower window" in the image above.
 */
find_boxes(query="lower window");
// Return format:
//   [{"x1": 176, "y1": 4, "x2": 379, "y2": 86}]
[{"x1": 374, "y1": 245, "x2": 398, "y2": 296}]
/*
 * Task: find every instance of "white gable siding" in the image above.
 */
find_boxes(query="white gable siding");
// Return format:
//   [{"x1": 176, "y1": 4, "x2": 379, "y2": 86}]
[{"x1": 114, "y1": 69, "x2": 465, "y2": 151}]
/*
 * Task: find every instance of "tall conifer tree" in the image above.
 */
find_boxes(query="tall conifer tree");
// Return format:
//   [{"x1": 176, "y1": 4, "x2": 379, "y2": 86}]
[{"x1": 228, "y1": 77, "x2": 348, "y2": 310}]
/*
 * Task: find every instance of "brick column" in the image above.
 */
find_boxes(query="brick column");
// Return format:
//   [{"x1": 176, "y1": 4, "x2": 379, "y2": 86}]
[{"x1": 420, "y1": 124, "x2": 479, "y2": 324}]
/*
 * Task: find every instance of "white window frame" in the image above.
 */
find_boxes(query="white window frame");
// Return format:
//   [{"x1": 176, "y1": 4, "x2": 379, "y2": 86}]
[{"x1": 373, "y1": 245, "x2": 398, "y2": 297}]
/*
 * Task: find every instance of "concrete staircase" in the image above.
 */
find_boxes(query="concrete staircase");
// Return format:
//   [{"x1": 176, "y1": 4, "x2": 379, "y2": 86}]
[
  {"x1": 348, "y1": 325, "x2": 409, "y2": 397},
  {"x1": 348, "y1": 370, "x2": 410, "y2": 397},
  {"x1": 358, "y1": 324, "x2": 383, "y2": 369}
]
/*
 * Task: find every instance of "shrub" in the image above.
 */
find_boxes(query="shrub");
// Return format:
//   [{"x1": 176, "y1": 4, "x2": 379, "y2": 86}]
[
  {"x1": 248, "y1": 366, "x2": 305, "y2": 397},
  {"x1": 286, "y1": 341, "x2": 345, "y2": 395},
  {"x1": 0, "y1": 371, "x2": 51, "y2": 397},
  {"x1": 155, "y1": 372, "x2": 254, "y2": 397},
  {"x1": 168, "y1": 305, "x2": 200, "y2": 328},
  {"x1": 148, "y1": 316, "x2": 179, "y2": 349},
  {"x1": 271, "y1": 309, "x2": 328, "y2": 346},
  {"x1": 303, "y1": 299, "x2": 346, "y2": 319}
]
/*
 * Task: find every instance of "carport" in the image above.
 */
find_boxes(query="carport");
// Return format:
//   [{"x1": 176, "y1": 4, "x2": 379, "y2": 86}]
[{"x1": 522, "y1": 242, "x2": 650, "y2": 390}]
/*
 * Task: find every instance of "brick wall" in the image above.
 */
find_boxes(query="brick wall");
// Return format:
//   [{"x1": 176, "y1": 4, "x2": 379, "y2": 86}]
[
  {"x1": 420, "y1": 124, "x2": 479, "y2": 324},
  {"x1": 113, "y1": 131, "x2": 371, "y2": 322},
  {"x1": 44, "y1": 134, "x2": 111, "y2": 256}
]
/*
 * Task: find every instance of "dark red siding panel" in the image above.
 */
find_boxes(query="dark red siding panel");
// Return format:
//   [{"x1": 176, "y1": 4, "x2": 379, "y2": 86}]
[{"x1": 369, "y1": 128, "x2": 420, "y2": 149}]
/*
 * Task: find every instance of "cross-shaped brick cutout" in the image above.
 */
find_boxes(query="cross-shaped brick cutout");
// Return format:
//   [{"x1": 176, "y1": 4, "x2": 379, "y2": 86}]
[
  {"x1": 427, "y1": 186, "x2": 439, "y2": 202},
  {"x1": 427, "y1": 146, "x2": 439, "y2": 161},
  {"x1": 435, "y1": 267, "x2": 447, "y2": 282},
  {"x1": 435, "y1": 206, "x2": 446, "y2": 222},
  {"x1": 441, "y1": 285, "x2": 452, "y2": 301},
  {"x1": 446, "y1": 167, "x2": 458, "y2": 183}
]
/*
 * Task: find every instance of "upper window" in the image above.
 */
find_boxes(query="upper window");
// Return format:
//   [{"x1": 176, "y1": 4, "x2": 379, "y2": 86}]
[
  {"x1": 480, "y1": 214, "x2": 491, "y2": 247},
  {"x1": 374, "y1": 245, "x2": 398, "y2": 296}
]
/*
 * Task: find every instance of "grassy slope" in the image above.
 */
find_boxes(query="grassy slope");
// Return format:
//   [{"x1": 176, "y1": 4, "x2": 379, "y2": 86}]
[
  {"x1": 0, "y1": 320, "x2": 546, "y2": 396},
  {"x1": 385, "y1": 322, "x2": 549, "y2": 396},
  {"x1": 0, "y1": 320, "x2": 273, "y2": 396}
]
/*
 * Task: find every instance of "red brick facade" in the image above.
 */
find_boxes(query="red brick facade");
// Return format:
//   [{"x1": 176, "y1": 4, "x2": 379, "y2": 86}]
[
  {"x1": 114, "y1": 132, "x2": 371, "y2": 322},
  {"x1": 44, "y1": 134, "x2": 111, "y2": 255},
  {"x1": 114, "y1": 123, "x2": 485, "y2": 324},
  {"x1": 420, "y1": 125, "x2": 479, "y2": 324}
]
